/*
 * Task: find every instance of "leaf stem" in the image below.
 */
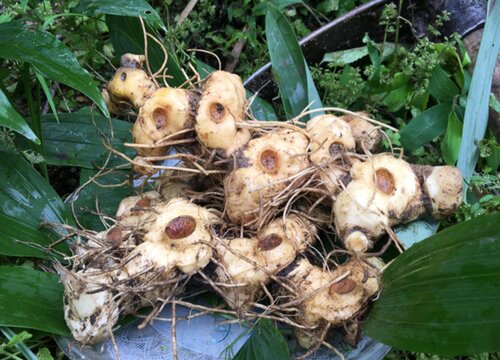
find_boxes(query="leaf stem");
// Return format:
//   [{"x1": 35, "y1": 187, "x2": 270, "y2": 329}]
[
  {"x1": 21, "y1": 63, "x2": 49, "y2": 180},
  {"x1": 394, "y1": 0, "x2": 403, "y2": 53}
]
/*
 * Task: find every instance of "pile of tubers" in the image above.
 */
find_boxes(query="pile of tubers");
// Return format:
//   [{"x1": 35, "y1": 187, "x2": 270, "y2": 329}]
[{"x1": 59, "y1": 53, "x2": 463, "y2": 351}]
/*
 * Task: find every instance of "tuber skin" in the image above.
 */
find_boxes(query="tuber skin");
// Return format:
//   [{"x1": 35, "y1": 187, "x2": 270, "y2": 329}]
[
  {"x1": 136, "y1": 197, "x2": 221, "y2": 274},
  {"x1": 214, "y1": 214, "x2": 317, "y2": 309},
  {"x1": 115, "y1": 191, "x2": 162, "y2": 228},
  {"x1": 58, "y1": 266, "x2": 120, "y2": 344},
  {"x1": 132, "y1": 87, "x2": 195, "y2": 156},
  {"x1": 101, "y1": 88, "x2": 127, "y2": 116},
  {"x1": 224, "y1": 129, "x2": 310, "y2": 226},
  {"x1": 281, "y1": 256, "x2": 383, "y2": 349},
  {"x1": 107, "y1": 67, "x2": 157, "y2": 110},
  {"x1": 195, "y1": 70, "x2": 251, "y2": 155},
  {"x1": 59, "y1": 262, "x2": 177, "y2": 344},
  {"x1": 341, "y1": 111, "x2": 382, "y2": 153},
  {"x1": 119, "y1": 53, "x2": 146, "y2": 69},
  {"x1": 306, "y1": 114, "x2": 356, "y2": 195},
  {"x1": 334, "y1": 154, "x2": 463, "y2": 252}
]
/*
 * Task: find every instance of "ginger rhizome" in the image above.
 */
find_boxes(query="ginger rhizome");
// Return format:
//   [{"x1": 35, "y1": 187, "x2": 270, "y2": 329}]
[
  {"x1": 60, "y1": 196, "x2": 220, "y2": 343},
  {"x1": 195, "y1": 70, "x2": 251, "y2": 155},
  {"x1": 59, "y1": 55, "x2": 466, "y2": 352},
  {"x1": 224, "y1": 129, "x2": 309, "y2": 227},
  {"x1": 280, "y1": 256, "x2": 384, "y2": 349},
  {"x1": 106, "y1": 53, "x2": 157, "y2": 111},
  {"x1": 132, "y1": 87, "x2": 195, "y2": 157},
  {"x1": 213, "y1": 215, "x2": 316, "y2": 308},
  {"x1": 306, "y1": 114, "x2": 356, "y2": 195},
  {"x1": 334, "y1": 154, "x2": 463, "y2": 252}
]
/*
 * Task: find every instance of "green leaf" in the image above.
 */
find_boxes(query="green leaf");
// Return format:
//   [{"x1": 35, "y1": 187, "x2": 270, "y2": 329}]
[
  {"x1": 253, "y1": 1, "x2": 303, "y2": 16},
  {"x1": 233, "y1": 319, "x2": 290, "y2": 360},
  {"x1": 486, "y1": 139, "x2": 500, "y2": 171},
  {"x1": 457, "y1": 1, "x2": 500, "y2": 190},
  {"x1": 365, "y1": 212, "x2": 500, "y2": 356},
  {"x1": 0, "y1": 151, "x2": 71, "y2": 258},
  {"x1": 490, "y1": 93, "x2": 500, "y2": 113},
  {"x1": 400, "y1": 103, "x2": 453, "y2": 151},
  {"x1": 107, "y1": 15, "x2": 185, "y2": 87},
  {"x1": 365, "y1": 36, "x2": 381, "y2": 84},
  {"x1": 265, "y1": 4, "x2": 323, "y2": 121},
  {"x1": 0, "y1": 328, "x2": 37, "y2": 360},
  {"x1": 72, "y1": 169, "x2": 132, "y2": 231},
  {"x1": 322, "y1": 46, "x2": 368, "y2": 66},
  {"x1": 76, "y1": 0, "x2": 164, "y2": 30},
  {"x1": 33, "y1": 70, "x2": 59, "y2": 123},
  {"x1": 382, "y1": 73, "x2": 412, "y2": 112},
  {"x1": 36, "y1": 112, "x2": 133, "y2": 169},
  {"x1": 0, "y1": 21, "x2": 108, "y2": 117},
  {"x1": 428, "y1": 66, "x2": 460, "y2": 102},
  {"x1": 441, "y1": 111, "x2": 463, "y2": 165},
  {"x1": 322, "y1": 44, "x2": 395, "y2": 67},
  {"x1": 316, "y1": 0, "x2": 339, "y2": 14},
  {"x1": 0, "y1": 266, "x2": 69, "y2": 336},
  {"x1": 5, "y1": 330, "x2": 32, "y2": 347},
  {"x1": 36, "y1": 347, "x2": 54, "y2": 360},
  {"x1": 0, "y1": 88, "x2": 39, "y2": 144},
  {"x1": 248, "y1": 92, "x2": 278, "y2": 121}
]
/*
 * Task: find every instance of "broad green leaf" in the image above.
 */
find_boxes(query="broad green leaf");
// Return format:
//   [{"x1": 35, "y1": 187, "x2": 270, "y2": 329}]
[
  {"x1": 0, "y1": 266, "x2": 69, "y2": 336},
  {"x1": 107, "y1": 15, "x2": 185, "y2": 87},
  {"x1": 322, "y1": 46, "x2": 368, "y2": 66},
  {"x1": 382, "y1": 75, "x2": 412, "y2": 112},
  {"x1": 441, "y1": 111, "x2": 463, "y2": 165},
  {"x1": 428, "y1": 66, "x2": 460, "y2": 102},
  {"x1": 457, "y1": 1, "x2": 500, "y2": 190},
  {"x1": 0, "y1": 21, "x2": 108, "y2": 117},
  {"x1": 265, "y1": 4, "x2": 323, "y2": 121},
  {"x1": 36, "y1": 112, "x2": 133, "y2": 169},
  {"x1": 365, "y1": 212, "x2": 500, "y2": 355},
  {"x1": 233, "y1": 319, "x2": 290, "y2": 360},
  {"x1": 76, "y1": 0, "x2": 164, "y2": 30},
  {"x1": 72, "y1": 169, "x2": 132, "y2": 231},
  {"x1": 321, "y1": 43, "x2": 395, "y2": 67},
  {"x1": 400, "y1": 103, "x2": 453, "y2": 151},
  {"x1": 0, "y1": 151, "x2": 71, "y2": 258},
  {"x1": 248, "y1": 93, "x2": 278, "y2": 121},
  {"x1": 0, "y1": 88, "x2": 39, "y2": 144}
]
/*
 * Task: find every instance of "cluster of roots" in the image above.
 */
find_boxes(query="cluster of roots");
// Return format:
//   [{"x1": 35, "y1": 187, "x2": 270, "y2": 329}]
[{"x1": 56, "y1": 52, "x2": 464, "y2": 356}]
